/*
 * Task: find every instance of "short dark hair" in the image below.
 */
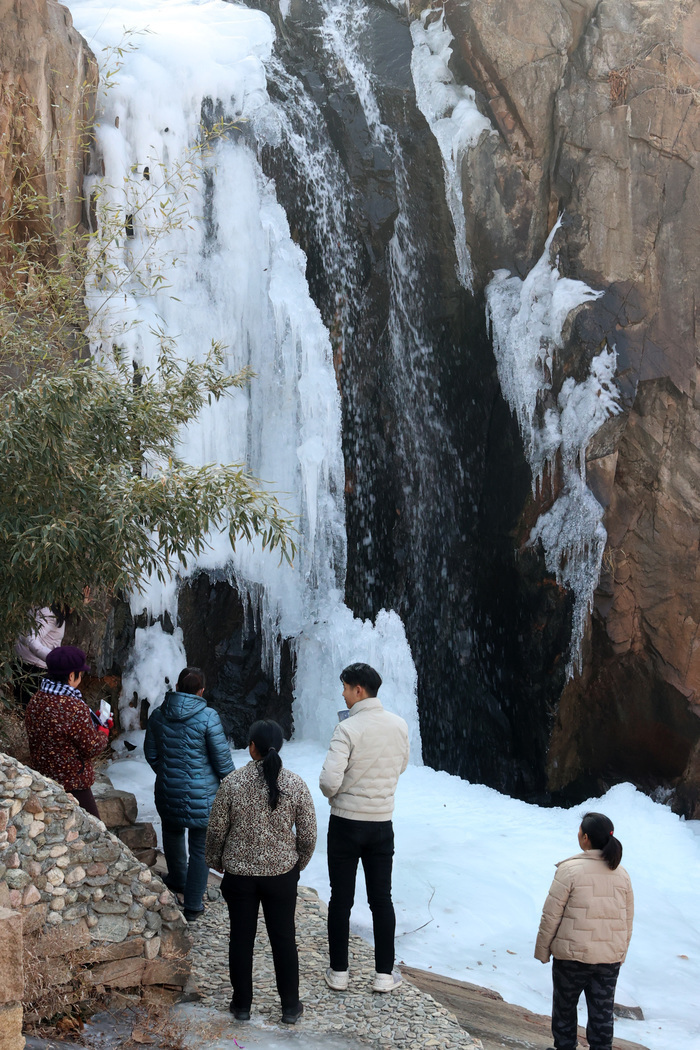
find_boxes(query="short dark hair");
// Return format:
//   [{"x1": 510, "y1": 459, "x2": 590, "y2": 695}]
[
  {"x1": 176, "y1": 667, "x2": 205, "y2": 695},
  {"x1": 339, "y1": 662, "x2": 382, "y2": 697}
]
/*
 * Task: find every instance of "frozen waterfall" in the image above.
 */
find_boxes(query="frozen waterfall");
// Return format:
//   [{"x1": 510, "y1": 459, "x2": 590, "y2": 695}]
[{"x1": 67, "y1": 0, "x2": 421, "y2": 757}]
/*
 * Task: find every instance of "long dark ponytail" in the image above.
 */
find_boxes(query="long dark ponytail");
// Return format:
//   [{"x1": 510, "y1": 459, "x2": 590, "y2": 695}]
[
  {"x1": 249, "y1": 720, "x2": 284, "y2": 810},
  {"x1": 581, "y1": 811, "x2": 623, "y2": 870}
]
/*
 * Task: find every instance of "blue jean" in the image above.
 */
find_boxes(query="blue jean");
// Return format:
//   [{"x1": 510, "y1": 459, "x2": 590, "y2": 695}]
[
  {"x1": 161, "y1": 823, "x2": 208, "y2": 913},
  {"x1": 327, "y1": 815, "x2": 395, "y2": 974}
]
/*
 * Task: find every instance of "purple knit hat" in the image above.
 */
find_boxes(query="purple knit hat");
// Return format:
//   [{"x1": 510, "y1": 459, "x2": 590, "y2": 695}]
[{"x1": 45, "y1": 646, "x2": 91, "y2": 676}]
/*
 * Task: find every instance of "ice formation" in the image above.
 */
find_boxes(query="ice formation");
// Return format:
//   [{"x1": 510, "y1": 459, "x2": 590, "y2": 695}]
[
  {"x1": 486, "y1": 220, "x2": 621, "y2": 673},
  {"x1": 67, "y1": 0, "x2": 421, "y2": 746},
  {"x1": 410, "y1": 10, "x2": 494, "y2": 290}
]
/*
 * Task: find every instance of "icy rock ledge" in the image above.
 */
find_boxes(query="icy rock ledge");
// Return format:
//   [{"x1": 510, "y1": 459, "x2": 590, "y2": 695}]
[{"x1": 486, "y1": 220, "x2": 621, "y2": 674}]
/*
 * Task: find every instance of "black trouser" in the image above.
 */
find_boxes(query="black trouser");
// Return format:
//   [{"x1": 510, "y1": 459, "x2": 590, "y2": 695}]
[
  {"x1": 221, "y1": 867, "x2": 300, "y2": 1010},
  {"x1": 551, "y1": 958, "x2": 621, "y2": 1050},
  {"x1": 70, "y1": 787, "x2": 101, "y2": 819},
  {"x1": 327, "y1": 815, "x2": 395, "y2": 974}
]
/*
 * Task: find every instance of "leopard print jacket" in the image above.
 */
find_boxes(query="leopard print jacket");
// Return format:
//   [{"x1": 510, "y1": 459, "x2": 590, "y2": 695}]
[{"x1": 205, "y1": 760, "x2": 317, "y2": 877}]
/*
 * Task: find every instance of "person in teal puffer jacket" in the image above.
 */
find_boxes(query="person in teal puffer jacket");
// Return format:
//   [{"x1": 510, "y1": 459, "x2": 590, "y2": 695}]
[{"x1": 144, "y1": 666, "x2": 234, "y2": 920}]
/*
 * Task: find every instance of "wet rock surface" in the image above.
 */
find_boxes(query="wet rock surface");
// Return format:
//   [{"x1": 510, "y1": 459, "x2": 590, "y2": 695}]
[
  {"x1": 177, "y1": 574, "x2": 294, "y2": 746},
  {"x1": 248, "y1": 0, "x2": 569, "y2": 799},
  {"x1": 428, "y1": 0, "x2": 700, "y2": 808}
]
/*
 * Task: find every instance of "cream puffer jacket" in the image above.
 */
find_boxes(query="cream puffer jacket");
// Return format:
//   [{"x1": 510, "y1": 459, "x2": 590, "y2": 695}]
[
  {"x1": 535, "y1": 850, "x2": 634, "y2": 964},
  {"x1": 319, "y1": 697, "x2": 410, "y2": 821}
]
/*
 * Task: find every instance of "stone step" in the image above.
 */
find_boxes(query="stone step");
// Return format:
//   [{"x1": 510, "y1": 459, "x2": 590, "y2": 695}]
[
  {"x1": 92, "y1": 782, "x2": 138, "y2": 828},
  {"x1": 399, "y1": 965, "x2": 649, "y2": 1050}
]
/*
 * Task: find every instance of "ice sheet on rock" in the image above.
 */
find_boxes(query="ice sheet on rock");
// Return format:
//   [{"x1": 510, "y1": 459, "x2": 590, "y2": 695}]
[
  {"x1": 292, "y1": 605, "x2": 421, "y2": 761},
  {"x1": 66, "y1": 0, "x2": 421, "y2": 749},
  {"x1": 72, "y1": 0, "x2": 342, "y2": 703},
  {"x1": 485, "y1": 220, "x2": 620, "y2": 674},
  {"x1": 119, "y1": 623, "x2": 187, "y2": 729},
  {"x1": 410, "y1": 10, "x2": 494, "y2": 290}
]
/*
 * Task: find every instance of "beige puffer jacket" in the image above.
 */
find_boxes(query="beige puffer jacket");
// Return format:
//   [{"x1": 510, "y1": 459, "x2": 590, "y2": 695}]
[
  {"x1": 535, "y1": 850, "x2": 634, "y2": 964},
  {"x1": 319, "y1": 697, "x2": 410, "y2": 821}
]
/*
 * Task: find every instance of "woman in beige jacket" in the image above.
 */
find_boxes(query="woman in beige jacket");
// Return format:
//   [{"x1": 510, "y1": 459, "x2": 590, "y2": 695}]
[{"x1": 535, "y1": 812, "x2": 633, "y2": 1050}]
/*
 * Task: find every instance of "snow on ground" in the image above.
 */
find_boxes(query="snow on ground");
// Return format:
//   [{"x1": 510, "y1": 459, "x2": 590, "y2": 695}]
[{"x1": 109, "y1": 737, "x2": 700, "y2": 1050}]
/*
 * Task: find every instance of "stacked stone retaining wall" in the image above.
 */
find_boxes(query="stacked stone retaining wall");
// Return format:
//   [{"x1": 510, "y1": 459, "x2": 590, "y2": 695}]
[
  {"x1": 0, "y1": 906, "x2": 24, "y2": 1050},
  {"x1": 0, "y1": 752, "x2": 191, "y2": 1022}
]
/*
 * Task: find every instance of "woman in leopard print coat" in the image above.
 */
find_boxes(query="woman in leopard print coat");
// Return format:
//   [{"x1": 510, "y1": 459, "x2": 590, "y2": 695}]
[{"x1": 206, "y1": 719, "x2": 317, "y2": 1026}]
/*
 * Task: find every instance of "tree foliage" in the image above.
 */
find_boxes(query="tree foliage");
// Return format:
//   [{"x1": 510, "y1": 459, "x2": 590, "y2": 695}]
[
  {"x1": 0, "y1": 350, "x2": 295, "y2": 674},
  {"x1": 0, "y1": 56, "x2": 295, "y2": 677}
]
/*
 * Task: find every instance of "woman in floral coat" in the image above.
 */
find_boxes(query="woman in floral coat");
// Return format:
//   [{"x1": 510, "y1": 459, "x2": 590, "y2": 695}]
[{"x1": 25, "y1": 646, "x2": 109, "y2": 817}]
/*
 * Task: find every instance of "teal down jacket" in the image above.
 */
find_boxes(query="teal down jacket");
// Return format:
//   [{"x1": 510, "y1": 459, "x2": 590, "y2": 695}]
[{"x1": 144, "y1": 690, "x2": 234, "y2": 828}]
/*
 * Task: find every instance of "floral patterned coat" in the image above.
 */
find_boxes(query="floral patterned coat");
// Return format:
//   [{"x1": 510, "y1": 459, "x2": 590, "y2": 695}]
[{"x1": 25, "y1": 687, "x2": 107, "y2": 791}]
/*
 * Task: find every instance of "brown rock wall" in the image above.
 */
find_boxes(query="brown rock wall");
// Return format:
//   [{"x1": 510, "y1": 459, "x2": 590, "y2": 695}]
[
  {"x1": 0, "y1": 0, "x2": 97, "y2": 286},
  {"x1": 423, "y1": 0, "x2": 700, "y2": 805}
]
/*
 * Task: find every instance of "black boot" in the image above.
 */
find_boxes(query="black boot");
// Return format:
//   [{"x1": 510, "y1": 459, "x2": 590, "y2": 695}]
[{"x1": 281, "y1": 1001, "x2": 304, "y2": 1025}]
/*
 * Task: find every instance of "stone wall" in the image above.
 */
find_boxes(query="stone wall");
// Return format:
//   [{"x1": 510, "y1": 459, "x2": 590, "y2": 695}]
[
  {"x1": 0, "y1": 753, "x2": 191, "y2": 1022},
  {"x1": 0, "y1": 907, "x2": 24, "y2": 1050}
]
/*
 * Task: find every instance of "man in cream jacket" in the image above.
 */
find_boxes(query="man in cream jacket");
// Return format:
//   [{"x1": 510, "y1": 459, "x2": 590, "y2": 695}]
[{"x1": 319, "y1": 662, "x2": 410, "y2": 994}]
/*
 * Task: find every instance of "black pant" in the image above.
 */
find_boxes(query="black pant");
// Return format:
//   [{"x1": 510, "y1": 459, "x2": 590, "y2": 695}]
[
  {"x1": 221, "y1": 867, "x2": 300, "y2": 1010},
  {"x1": 70, "y1": 787, "x2": 101, "y2": 819},
  {"x1": 551, "y1": 958, "x2": 621, "y2": 1050},
  {"x1": 327, "y1": 815, "x2": 395, "y2": 974}
]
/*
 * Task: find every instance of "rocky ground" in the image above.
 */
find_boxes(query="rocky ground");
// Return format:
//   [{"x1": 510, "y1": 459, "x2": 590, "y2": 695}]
[
  {"x1": 189, "y1": 884, "x2": 479, "y2": 1050},
  {"x1": 187, "y1": 879, "x2": 648, "y2": 1050},
  {"x1": 23, "y1": 881, "x2": 650, "y2": 1050}
]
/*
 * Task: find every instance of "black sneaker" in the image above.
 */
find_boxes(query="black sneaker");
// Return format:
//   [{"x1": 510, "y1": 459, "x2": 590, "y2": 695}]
[
  {"x1": 183, "y1": 908, "x2": 204, "y2": 921},
  {"x1": 229, "y1": 1002, "x2": 251, "y2": 1021},
  {"x1": 281, "y1": 1002, "x2": 304, "y2": 1025}
]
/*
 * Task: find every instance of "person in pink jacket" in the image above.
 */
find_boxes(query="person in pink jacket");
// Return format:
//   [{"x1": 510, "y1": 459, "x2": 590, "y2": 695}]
[{"x1": 535, "y1": 812, "x2": 634, "y2": 1050}]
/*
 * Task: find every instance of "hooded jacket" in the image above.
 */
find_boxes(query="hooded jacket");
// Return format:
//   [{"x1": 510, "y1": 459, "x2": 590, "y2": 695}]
[
  {"x1": 319, "y1": 696, "x2": 410, "y2": 821},
  {"x1": 144, "y1": 691, "x2": 234, "y2": 828},
  {"x1": 535, "y1": 849, "x2": 634, "y2": 965}
]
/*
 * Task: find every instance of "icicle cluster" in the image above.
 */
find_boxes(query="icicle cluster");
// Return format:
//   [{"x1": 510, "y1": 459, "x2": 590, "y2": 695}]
[
  {"x1": 486, "y1": 221, "x2": 621, "y2": 674},
  {"x1": 410, "y1": 10, "x2": 494, "y2": 291},
  {"x1": 67, "y1": 0, "x2": 421, "y2": 747}
]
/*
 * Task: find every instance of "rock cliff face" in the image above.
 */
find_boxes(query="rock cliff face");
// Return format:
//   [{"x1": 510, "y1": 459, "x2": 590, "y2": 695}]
[
  {"x1": 5, "y1": 0, "x2": 699, "y2": 814},
  {"x1": 0, "y1": 0, "x2": 96, "y2": 286},
  {"x1": 430, "y1": 0, "x2": 700, "y2": 811}
]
